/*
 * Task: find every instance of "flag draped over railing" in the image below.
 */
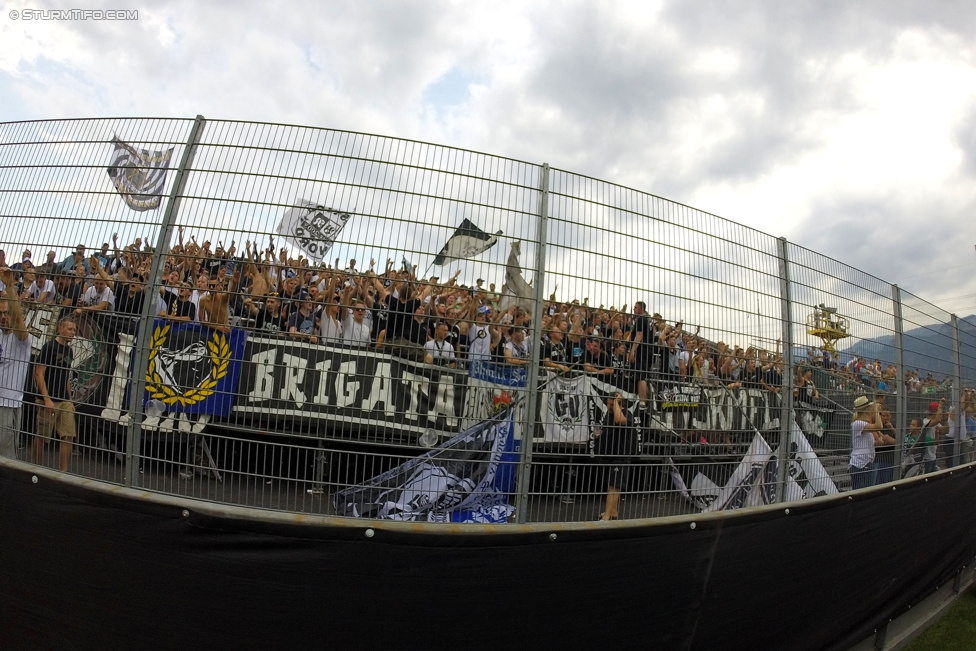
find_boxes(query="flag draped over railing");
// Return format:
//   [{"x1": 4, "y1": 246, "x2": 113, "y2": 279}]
[
  {"x1": 670, "y1": 424, "x2": 838, "y2": 511},
  {"x1": 333, "y1": 407, "x2": 517, "y2": 523},
  {"x1": 106, "y1": 137, "x2": 175, "y2": 211}
]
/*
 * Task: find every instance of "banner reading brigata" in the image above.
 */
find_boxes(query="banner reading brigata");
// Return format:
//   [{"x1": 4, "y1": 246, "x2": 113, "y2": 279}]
[{"x1": 233, "y1": 336, "x2": 468, "y2": 436}]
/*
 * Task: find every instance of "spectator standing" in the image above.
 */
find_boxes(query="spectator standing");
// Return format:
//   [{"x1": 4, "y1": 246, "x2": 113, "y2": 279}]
[
  {"x1": 341, "y1": 300, "x2": 372, "y2": 347},
  {"x1": 60, "y1": 264, "x2": 87, "y2": 308},
  {"x1": 849, "y1": 395, "x2": 882, "y2": 490},
  {"x1": 540, "y1": 320, "x2": 571, "y2": 375},
  {"x1": 319, "y1": 297, "x2": 343, "y2": 344},
  {"x1": 11, "y1": 249, "x2": 32, "y2": 279},
  {"x1": 922, "y1": 400, "x2": 947, "y2": 473},
  {"x1": 74, "y1": 273, "x2": 115, "y2": 319},
  {"x1": 287, "y1": 298, "x2": 318, "y2": 343},
  {"x1": 467, "y1": 306, "x2": 498, "y2": 363},
  {"x1": 25, "y1": 266, "x2": 56, "y2": 304},
  {"x1": 244, "y1": 293, "x2": 287, "y2": 335},
  {"x1": 166, "y1": 283, "x2": 196, "y2": 322},
  {"x1": 33, "y1": 317, "x2": 77, "y2": 471},
  {"x1": 875, "y1": 408, "x2": 897, "y2": 483},
  {"x1": 199, "y1": 278, "x2": 231, "y2": 333},
  {"x1": 595, "y1": 392, "x2": 635, "y2": 521},
  {"x1": 424, "y1": 322, "x2": 456, "y2": 367},
  {"x1": 583, "y1": 337, "x2": 614, "y2": 380},
  {"x1": 0, "y1": 268, "x2": 31, "y2": 459},
  {"x1": 504, "y1": 327, "x2": 531, "y2": 366}
]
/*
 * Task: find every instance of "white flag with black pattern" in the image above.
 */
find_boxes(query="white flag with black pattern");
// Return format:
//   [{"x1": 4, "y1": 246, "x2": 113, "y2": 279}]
[
  {"x1": 106, "y1": 137, "x2": 174, "y2": 211},
  {"x1": 276, "y1": 199, "x2": 352, "y2": 263},
  {"x1": 432, "y1": 218, "x2": 502, "y2": 266}
]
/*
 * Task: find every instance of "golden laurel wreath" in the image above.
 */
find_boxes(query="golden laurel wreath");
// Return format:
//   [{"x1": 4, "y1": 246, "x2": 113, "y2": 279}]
[{"x1": 146, "y1": 324, "x2": 230, "y2": 407}]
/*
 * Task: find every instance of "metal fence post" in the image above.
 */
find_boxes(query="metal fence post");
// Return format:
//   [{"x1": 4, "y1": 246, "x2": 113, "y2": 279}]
[
  {"x1": 514, "y1": 163, "x2": 549, "y2": 524},
  {"x1": 951, "y1": 314, "x2": 962, "y2": 468},
  {"x1": 124, "y1": 115, "x2": 207, "y2": 487},
  {"x1": 775, "y1": 237, "x2": 794, "y2": 502},
  {"x1": 892, "y1": 285, "x2": 906, "y2": 480}
]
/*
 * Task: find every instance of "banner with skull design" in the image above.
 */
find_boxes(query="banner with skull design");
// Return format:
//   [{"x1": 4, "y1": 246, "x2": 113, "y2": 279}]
[{"x1": 141, "y1": 320, "x2": 248, "y2": 416}]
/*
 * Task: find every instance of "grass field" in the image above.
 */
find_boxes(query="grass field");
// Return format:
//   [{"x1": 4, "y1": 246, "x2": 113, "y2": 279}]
[{"x1": 903, "y1": 587, "x2": 976, "y2": 650}]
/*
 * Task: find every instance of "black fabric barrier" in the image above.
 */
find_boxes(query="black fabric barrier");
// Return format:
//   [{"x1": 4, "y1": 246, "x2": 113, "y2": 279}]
[{"x1": 1, "y1": 462, "x2": 975, "y2": 650}]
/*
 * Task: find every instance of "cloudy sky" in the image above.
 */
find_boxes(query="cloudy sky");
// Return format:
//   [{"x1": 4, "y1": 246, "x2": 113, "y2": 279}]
[{"x1": 3, "y1": 0, "x2": 975, "y2": 315}]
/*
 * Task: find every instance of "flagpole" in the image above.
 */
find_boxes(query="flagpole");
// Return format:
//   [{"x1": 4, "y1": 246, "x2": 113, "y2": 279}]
[
  {"x1": 124, "y1": 115, "x2": 207, "y2": 488},
  {"x1": 514, "y1": 164, "x2": 549, "y2": 523}
]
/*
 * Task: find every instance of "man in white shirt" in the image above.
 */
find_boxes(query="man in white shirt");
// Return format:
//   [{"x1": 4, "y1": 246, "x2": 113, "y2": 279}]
[
  {"x1": 341, "y1": 299, "x2": 371, "y2": 347},
  {"x1": 74, "y1": 277, "x2": 115, "y2": 318},
  {"x1": 424, "y1": 322, "x2": 456, "y2": 367},
  {"x1": 0, "y1": 267, "x2": 31, "y2": 459},
  {"x1": 467, "y1": 305, "x2": 497, "y2": 362},
  {"x1": 26, "y1": 266, "x2": 56, "y2": 304},
  {"x1": 504, "y1": 327, "x2": 531, "y2": 366}
]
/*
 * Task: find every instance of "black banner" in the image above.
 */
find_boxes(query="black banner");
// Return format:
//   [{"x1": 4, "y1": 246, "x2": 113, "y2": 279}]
[
  {"x1": 231, "y1": 336, "x2": 468, "y2": 437},
  {"x1": 2, "y1": 460, "x2": 975, "y2": 650}
]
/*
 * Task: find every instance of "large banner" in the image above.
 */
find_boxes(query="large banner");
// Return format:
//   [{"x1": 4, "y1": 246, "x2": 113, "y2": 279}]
[
  {"x1": 28, "y1": 301, "x2": 843, "y2": 448},
  {"x1": 100, "y1": 320, "x2": 249, "y2": 434},
  {"x1": 233, "y1": 336, "x2": 468, "y2": 437},
  {"x1": 143, "y1": 321, "x2": 248, "y2": 416}
]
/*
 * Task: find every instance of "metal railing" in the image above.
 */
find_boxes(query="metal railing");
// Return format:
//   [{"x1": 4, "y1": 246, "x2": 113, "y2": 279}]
[{"x1": 1, "y1": 115, "x2": 972, "y2": 523}]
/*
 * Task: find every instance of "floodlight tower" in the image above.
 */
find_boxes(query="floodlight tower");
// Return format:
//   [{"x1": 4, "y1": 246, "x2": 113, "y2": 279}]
[{"x1": 806, "y1": 303, "x2": 850, "y2": 358}]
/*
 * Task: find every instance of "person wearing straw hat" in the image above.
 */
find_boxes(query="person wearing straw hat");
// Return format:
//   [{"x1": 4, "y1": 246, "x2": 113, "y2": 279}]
[{"x1": 849, "y1": 395, "x2": 884, "y2": 490}]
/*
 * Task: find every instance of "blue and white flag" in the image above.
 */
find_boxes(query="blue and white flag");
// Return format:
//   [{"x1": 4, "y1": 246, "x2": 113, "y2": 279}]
[
  {"x1": 106, "y1": 137, "x2": 174, "y2": 211},
  {"x1": 333, "y1": 408, "x2": 517, "y2": 523}
]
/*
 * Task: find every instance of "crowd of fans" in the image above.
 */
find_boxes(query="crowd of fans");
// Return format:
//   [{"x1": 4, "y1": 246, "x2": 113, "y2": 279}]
[{"x1": 0, "y1": 231, "x2": 963, "y2": 411}]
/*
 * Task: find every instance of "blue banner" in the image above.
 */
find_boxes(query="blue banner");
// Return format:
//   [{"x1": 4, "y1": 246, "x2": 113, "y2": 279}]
[
  {"x1": 468, "y1": 360, "x2": 526, "y2": 387},
  {"x1": 138, "y1": 320, "x2": 248, "y2": 417}
]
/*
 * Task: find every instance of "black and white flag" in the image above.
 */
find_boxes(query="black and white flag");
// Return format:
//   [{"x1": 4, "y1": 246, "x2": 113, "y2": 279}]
[
  {"x1": 333, "y1": 407, "x2": 517, "y2": 523},
  {"x1": 106, "y1": 137, "x2": 174, "y2": 211},
  {"x1": 432, "y1": 218, "x2": 502, "y2": 266},
  {"x1": 276, "y1": 200, "x2": 352, "y2": 263}
]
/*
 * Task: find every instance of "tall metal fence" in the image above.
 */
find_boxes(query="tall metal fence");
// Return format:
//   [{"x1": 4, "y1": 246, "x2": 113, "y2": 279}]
[{"x1": 0, "y1": 116, "x2": 971, "y2": 524}]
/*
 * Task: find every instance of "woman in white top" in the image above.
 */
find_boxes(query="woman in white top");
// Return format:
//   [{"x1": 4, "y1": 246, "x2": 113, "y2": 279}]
[
  {"x1": 849, "y1": 395, "x2": 884, "y2": 490},
  {"x1": 319, "y1": 298, "x2": 342, "y2": 344}
]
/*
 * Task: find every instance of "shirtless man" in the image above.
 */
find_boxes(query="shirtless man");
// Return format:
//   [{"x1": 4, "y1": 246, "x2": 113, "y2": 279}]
[{"x1": 199, "y1": 278, "x2": 231, "y2": 334}]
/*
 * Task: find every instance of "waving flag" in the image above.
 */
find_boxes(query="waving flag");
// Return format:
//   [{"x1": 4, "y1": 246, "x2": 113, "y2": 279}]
[
  {"x1": 276, "y1": 200, "x2": 352, "y2": 262},
  {"x1": 106, "y1": 137, "x2": 174, "y2": 211},
  {"x1": 432, "y1": 218, "x2": 502, "y2": 266}
]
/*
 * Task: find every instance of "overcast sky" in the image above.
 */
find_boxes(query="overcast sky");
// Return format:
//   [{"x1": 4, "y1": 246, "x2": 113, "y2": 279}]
[{"x1": 3, "y1": 1, "x2": 975, "y2": 315}]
